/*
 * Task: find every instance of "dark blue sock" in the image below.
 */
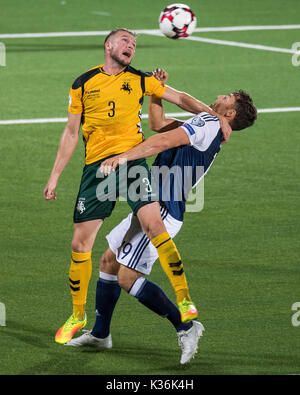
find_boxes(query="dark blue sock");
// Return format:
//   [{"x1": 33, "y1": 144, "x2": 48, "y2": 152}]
[
  {"x1": 91, "y1": 274, "x2": 121, "y2": 339},
  {"x1": 130, "y1": 278, "x2": 192, "y2": 332}
]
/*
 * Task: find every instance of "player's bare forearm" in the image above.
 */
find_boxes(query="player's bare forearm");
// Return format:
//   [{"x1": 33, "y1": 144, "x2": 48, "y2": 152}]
[
  {"x1": 43, "y1": 113, "x2": 81, "y2": 200},
  {"x1": 162, "y1": 87, "x2": 232, "y2": 142},
  {"x1": 162, "y1": 86, "x2": 203, "y2": 114},
  {"x1": 179, "y1": 93, "x2": 232, "y2": 142},
  {"x1": 100, "y1": 128, "x2": 189, "y2": 176},
  {"x1": 100, "y1": 134, "x2": 165, "y2": 175},
  {"x1": 179, "y1": 92, "x2": 216, "y2": 119},
  {"x1": 150, "y1": 69, "x2": 181, "y2": 133},
  {"x1": 50, "y1": 125, "x2": 79, "y2": 180},
  {"x1": 148, "y1": 95, "x2": 181, "y2": 133}
]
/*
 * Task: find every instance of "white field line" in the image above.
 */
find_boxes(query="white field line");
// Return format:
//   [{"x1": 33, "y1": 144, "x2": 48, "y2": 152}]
[
  {"x1": 1, "y1": 26, "x2": 299, "y2": 55},
  {"x1": 91, "y1": 11, "x2": 111, "y2": 17},
  {"x1": 1, "y1": 25, "x2": 300, "y2": 39},
  {"x1": 194, "y1": 25, "x2": 300, "y2": 32},
  {"x1": 0, "y1": 108, "x2": 299, "y2": 126},
  {"x1": 144, "y1": 29, "x2": 300, "y2": 54},
  {"x1": 257, "y1": 107, "x2": 300, "y2": 113},
  {"x1": 186, "y1": 35, "x2": 299, "y2": 54},
  {"x1": 0, "y1": 30, "x2": 112, "y2": 39}
]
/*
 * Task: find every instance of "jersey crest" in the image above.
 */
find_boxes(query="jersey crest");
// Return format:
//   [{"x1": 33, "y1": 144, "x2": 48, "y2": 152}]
[
  {"x1": 121, "y1": 82, "x2": 132, "y2": 94},
  {"x1": 190, "y1": 115, "x2": 205, "y2": 127}
]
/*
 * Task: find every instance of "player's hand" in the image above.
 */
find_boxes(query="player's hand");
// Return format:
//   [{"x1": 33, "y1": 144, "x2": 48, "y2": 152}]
[
  {"x1": 100, "y1": 155, "x2": 127, "y2": 176},
  {"x1": 219, "y1": 116, "x2": 232, "y2": 144},
  {"x1": 152, "y1": 68, "x2": 169, "y2": 84},
  {"x1": 43, "y1": 178, "x2": 58, "y2": 200}
]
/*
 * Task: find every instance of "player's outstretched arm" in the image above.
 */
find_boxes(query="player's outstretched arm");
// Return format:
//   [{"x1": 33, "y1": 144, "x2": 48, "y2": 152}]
[
  {"x1": 43, "y1": 112, "x2": 81, "y2": 200},
  {"x1": 100, "y1": 127, "x2": 189, "y2": 176},
  {"x1": 149, "y1": 69, "x2": 182, "y2": 133},
  {"x1": 161, "y1": 86, "x2": 232, "y2": 142},
  {"x1": 148, "y1": 95, "x2": 181, "y2": 133}
]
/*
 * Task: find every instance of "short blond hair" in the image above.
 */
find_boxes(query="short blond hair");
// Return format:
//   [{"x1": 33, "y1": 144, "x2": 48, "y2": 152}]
[{"x1": 104, "y1": 28, "x2": 136, "y2": 48}]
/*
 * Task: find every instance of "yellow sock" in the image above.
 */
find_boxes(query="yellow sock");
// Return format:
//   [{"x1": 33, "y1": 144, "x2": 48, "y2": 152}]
[
  {"x1": 151, "y1": 232, "x2": 191, "y2": 304},
  {"x1": 69, "y1": 251, "x2": 92, "y2": 320}
]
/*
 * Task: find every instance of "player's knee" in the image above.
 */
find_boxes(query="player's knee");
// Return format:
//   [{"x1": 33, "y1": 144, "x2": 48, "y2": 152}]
[
  {"x1": 71, "y1": 238, "x2": 91, "y2": 253},
  {"x1": 99, "y1": 253, "x2": 111, "y2": 272},
  {"x1": 137, "y1": 203, "x2": 166, "y2": 240},
  {"x1": 72, "y1": 220, "x2": 102, "y2": 252},
  {"x1": 99, "y1": 249, "x2": 119, "y2": 275},
  {"x1": 117, "y1": 272, "x2": 128, "y2": 291},
  {"x1": 117, "y1": 268, "x2": 132, "y2": 291},
  {"x1": 143, "y1": 219, "x2": 166, "y2": 240},
  {"x1": 118, "y1": 266, "x2": 143, "y2": 293}
]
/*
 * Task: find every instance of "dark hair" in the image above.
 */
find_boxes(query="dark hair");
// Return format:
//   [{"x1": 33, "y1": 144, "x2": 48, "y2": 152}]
[
  {"x1": 230, "y1": 90, "x2": 257, "y2": 131},
  {"x1": 104, "y1": 28, "x2": 136, "y2": 48}
]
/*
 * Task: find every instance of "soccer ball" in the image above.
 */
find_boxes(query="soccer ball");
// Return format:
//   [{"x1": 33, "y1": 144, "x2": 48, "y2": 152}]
[{"x1": 159, "y1": 3, "x2": 197, "y2": 39}]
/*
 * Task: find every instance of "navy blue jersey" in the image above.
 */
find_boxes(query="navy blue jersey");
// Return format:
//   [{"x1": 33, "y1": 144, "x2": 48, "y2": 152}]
[{"x1": 151, "y1": 112, "x2": 223, "y2": 221}]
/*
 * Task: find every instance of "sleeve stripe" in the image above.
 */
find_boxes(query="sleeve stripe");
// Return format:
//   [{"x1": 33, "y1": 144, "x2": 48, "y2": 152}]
[
  {"x1": 183, "y1": 123, "x2": 195, "y2": 136},
  {"x1": 202, "y1": 114, "x2": 218, "y2": 121}
]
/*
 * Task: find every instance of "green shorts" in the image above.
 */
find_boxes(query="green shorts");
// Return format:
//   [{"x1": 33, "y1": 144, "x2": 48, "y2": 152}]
[{"x1": 73, "y1": 156, "x2": 158, "y2": 223}]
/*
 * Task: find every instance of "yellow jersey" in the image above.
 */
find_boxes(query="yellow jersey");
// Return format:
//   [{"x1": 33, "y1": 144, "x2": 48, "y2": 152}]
[{"x1": 68, "y1": 64, "x2": 166, "y2": 164}]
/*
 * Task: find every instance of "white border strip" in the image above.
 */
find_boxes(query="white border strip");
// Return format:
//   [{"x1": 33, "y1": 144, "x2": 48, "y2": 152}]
[
  {"x1": 1, "y1": 25, "x2": 300, "y2": 39},
  {"x1": 0, "y1": 108, "x2": 299, "y2": 125}
]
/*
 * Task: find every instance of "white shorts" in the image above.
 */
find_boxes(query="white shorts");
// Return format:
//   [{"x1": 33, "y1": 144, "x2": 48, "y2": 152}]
[{"x1": 106, "y1": 205, "x2": 183, "y2": 275}]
